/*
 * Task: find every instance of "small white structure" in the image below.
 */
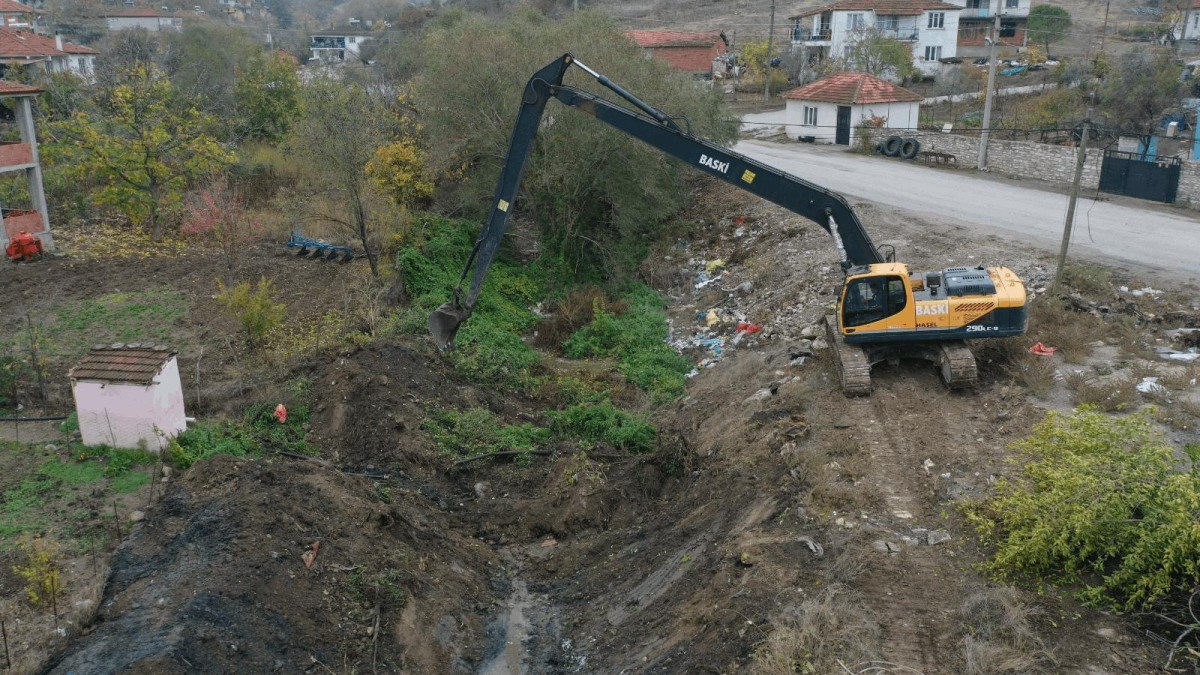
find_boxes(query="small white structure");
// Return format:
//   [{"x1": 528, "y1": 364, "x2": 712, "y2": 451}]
[
  {"x1": 70, "y1": 344, "x2": 187, "y2": 451},
  {"x1": 782, "y1": 72, "x2": 922, "y2": 145},
  {"x1": 103, "y1": 8, "x2": 183, "y2": 32}
]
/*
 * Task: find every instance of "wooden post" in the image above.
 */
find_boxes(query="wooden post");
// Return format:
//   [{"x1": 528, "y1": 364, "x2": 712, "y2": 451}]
[{"x1": 1052, "y1": 119, "x2": 1091, "y2": 294}]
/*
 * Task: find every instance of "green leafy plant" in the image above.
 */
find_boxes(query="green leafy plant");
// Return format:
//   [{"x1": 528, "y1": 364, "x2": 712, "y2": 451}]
[
  {"x1": 217, "y1": 277, "x2": 286, "y2": 344},
  {"x1": 965, "y1": 407, "x2": 1200, "y2": 611},
  {"x1": 423, "y1": 407, "x2": 550, "y2": 457},
  {"x1": 547, "y1": 400, "x2": 656, "y2": 453},
  {"x1": 13, "y1": 535, "x2": 63, "y2": 606}
]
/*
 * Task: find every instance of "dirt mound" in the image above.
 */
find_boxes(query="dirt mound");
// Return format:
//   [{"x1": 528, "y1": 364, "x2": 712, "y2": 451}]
[{"x1": 47, "y1": 455, "x2": 501, "y2": 673}]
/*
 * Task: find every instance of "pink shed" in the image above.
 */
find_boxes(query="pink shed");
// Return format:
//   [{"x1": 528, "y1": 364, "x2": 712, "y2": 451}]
[{"x1": 69, "y1": 344, "x2": 187, "y2": 451}]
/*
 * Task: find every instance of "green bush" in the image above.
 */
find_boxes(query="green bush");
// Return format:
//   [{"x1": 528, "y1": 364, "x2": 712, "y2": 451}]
[
  {"x1": 216, "y1": 277, "x2": 285, "y2": 344},
  {"x1": 564, "y1": 284, "x2": 689, "y2": 400},
  {"x1": 168, "y1": 420, "x2": 255, "y2": 469},
  {"x1": 965, "y1": 407, "x2": 1200, "y2": 611},
  {"x1": 548, "y1": 400, "x2": 656, "y2": 453}
]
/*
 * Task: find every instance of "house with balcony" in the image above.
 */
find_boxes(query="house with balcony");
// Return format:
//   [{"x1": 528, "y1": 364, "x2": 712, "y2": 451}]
[
  {"x1": 947, "y1": 0, "x2": 1029, "y2": 55},
  {"x1": 0, "y1": 80, "x2": 52, "y2": 253},
  {"x1": 789, "y1": 0, "x2": 962, "y2": 78},
  {"x1": 309, "y1": 31, "x2": 374, "y2": 64}
]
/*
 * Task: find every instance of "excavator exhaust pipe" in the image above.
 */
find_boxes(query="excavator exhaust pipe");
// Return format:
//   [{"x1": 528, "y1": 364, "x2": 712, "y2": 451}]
[{"x1": 429, "y1": 303, "x2": 469, "y2": 352}]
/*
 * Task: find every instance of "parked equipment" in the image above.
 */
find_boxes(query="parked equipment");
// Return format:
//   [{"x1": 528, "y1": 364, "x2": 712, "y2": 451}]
[
  {"x1": 285, "y1": 231, "x2": 355, "y2": 262},
  {"x1": 430, "y1": 53, "x2": 1029, "y2": 395},
  {"x1": 5, "y1": 230, "x2": 43, "y2": 262}
]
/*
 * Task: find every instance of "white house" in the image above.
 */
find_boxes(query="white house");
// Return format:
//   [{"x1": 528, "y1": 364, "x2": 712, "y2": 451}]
[
  {"x1": 789, "y1": 0, "x2": 962, "y2": 78},
  {"x1": 782, "y1": 71, "x2": 922, "y2": 145},
  {"x1": 103, "y1": 8, "x2": 183, "y2": 32},
  {"x1": 0, "y1": 28, "x2": 98, "y2": 81},
  {"x1": 309, "y1": 30, "x2": 374, "y2": 64},
  {"x1": 70, "y1": 344, "x2": 187, "y2": 451},
  {"x1": 1182, "y1": 1, "x2": 1200, "y2": 41}
]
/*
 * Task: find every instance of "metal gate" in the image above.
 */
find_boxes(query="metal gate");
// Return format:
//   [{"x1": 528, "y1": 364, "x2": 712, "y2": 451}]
[{"x1": 1098, "y1": 150, "x2": 1181, "y2": 203}]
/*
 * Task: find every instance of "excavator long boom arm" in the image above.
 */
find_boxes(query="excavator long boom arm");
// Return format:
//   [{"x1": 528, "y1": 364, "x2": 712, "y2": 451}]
[{"x1": 430, "y1": 53, "x2": 884, "y2": 349}]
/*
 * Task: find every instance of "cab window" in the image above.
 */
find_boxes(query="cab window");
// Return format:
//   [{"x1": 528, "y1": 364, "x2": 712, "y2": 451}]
[{"x1": 844, "y1": 275, "x2": 906, "y2": 327}]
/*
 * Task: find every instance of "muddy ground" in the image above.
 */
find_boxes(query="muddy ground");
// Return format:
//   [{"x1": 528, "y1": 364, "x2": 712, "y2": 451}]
[{"x1": 3, "y1": 175, "x2": 1199, "y2": 673}]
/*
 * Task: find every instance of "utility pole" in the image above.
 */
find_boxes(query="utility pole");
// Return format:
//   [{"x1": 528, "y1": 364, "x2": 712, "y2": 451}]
[
  {"x1": 977, "y1": 0, "x2": 1002, "y2": 170},
  {"x1": 1099, "y1": 0, "x2": 1110, "y2": 54},
  {"x1": 764, "y1": 0, "x2": 776, "y2": 102},
  {"x1": 1051, "y1": 117, "x2": 1090, "y2": 294}
]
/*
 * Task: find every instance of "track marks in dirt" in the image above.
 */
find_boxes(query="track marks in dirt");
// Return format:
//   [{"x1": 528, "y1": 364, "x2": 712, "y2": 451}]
[
  {"x1": 828, "y1": 368, "x2": 976, "y2": 674},
  {"x1": 604, "y1": 526, "x2": 716, "y2": 626}
]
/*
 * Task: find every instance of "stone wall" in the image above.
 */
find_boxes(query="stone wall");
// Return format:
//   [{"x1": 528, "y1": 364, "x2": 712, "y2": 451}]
[{"x1": 883, "y1": 130, "x2": 1200, "y2": 209}]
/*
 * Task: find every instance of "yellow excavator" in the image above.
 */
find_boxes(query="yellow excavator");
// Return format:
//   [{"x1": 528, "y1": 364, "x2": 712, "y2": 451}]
[{"x1": 430, "y1": 54, "x2": 1029, "y2": 395}]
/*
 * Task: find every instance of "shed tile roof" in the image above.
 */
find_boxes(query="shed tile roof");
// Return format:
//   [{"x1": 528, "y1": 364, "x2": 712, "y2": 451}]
[
  {"x1": 0, "y1": 79, "x2": 40, "y2": 95},
  {"x1": 626, "y1": 29, "x2": 727, "y2": 48},
  {"x1": 790, "y1": 0, "x2": 962, "y2": 18},
  {"x1": 70, "y1": 344, "x2": 175, "y2": 385},
  {"x1": 0, "y1": 27, "x2": 97, "y2": 57},
  {"x1": 782, "y1": 72, "x2": 923, "y2": 104},
  {"x1": 0, "y1": 0, "x2": 39, "y2": 15}
]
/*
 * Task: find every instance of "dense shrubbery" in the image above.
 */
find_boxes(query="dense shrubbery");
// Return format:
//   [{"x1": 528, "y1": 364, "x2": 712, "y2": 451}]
[
  {"x1": 167, "y1": 403, "x2": 312, "y2": 469},
  {"x1": 564, "y1": 284, "x2": 691, "y2": 400},
  {"x1": 966, "y1": 407, "x2": 1200, "y2": 611}
]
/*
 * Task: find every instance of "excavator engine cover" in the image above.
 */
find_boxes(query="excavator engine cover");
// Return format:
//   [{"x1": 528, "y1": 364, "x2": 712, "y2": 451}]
[{"x1": 429, "y1": 303, "x2": 469, "y2": 352}]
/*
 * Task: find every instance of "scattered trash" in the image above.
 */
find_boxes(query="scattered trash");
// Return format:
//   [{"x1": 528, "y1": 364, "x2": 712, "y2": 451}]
[
  {"x1": 1029, "y1": 342, "x2": 1057, "y2": 356},
  {"x1": 302, "y1": 540, "x2": 321, "y2": 569},
  {"x1": 1155, "y1": 346, "x2": 1200, "y2": 362},
  {"x1": 736, "y1": 322, "x2": 763, "y2": 335},
  {"x1": 1137, "y1": 377, "x2": 1166, "y2": 394},
  {"x1": 274, "y1": 403, "x2": 288, "y2": 424},
  {"x1": 872, "y1": 540, "x2": 901, "y2": 554},
  {"x1": 733, "y1": 281, "x2": 754, "y2": 295},
  {"x1": 797, "y1": 536, "x2": 824, "y2": 556},
  {"x1": 705, "y1": 259, "x2": 726, "y2": 275},
  {"x1": 892, "y1": 510, "x2": 913, "y2": 520},
  {"x1": 706, "y1": 309, "x2": 720, "y2": 327},
  {"x1": 694, "y1": 272, "x2": 723, "y2": 289},
  {"x1": 922, "y1": 458, "x2": 935, "y2": 474},
  {"x1": 1128, "y1": 286, "x2": 1162, "y2": 297},
  {"x1": 541, "y1": 537, "x2": 557, "y2": 548}
]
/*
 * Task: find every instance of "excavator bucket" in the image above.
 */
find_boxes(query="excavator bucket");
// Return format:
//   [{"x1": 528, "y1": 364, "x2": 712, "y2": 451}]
[{"x1": 429, "y1": 303, "x2": 469, "y2": 352}]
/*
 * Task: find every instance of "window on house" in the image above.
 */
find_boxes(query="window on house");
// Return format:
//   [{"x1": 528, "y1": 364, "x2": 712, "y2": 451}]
[
  {"x1": 1005, "y1": 0, "x2": 1018, "y2": 7},
  {"x1": 924, "y1": 45, "x2": 942, "y2": 61},
  {"x1": 847, "y1": 13, "x2": 865, "y2": 29},
  {"x1": 877, "y1": 15, "x2": 898, "y2": 31},
  {"x1": 966, "y1": 0, "x2": 982, "y2": 8},
  {"x1": 927, "y1": 12, "x2": 944, "y2": 28},
  {"x1": 999, "y1": 19, "x2": 1016, "y2": 37},
  {"x1": 803, "y1": 106, "x2": 818, "y2": 126}
]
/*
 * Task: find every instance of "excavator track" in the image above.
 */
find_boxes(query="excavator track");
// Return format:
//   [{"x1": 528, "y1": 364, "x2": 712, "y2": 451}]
[
  {"x1": 824, "y1": 315, "x2": 873, "y2": 396},
  {"x1": 936, "y1": 341, "x2": 977, "y2": 389}
]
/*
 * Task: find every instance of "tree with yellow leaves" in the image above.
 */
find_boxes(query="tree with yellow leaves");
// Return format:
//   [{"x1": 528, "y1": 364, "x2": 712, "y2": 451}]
[
  {"x1": 47, "y1": 65, "x2": 235, "y2": 239},
  {"x1": 365, "y1": 137, "x2": 434, "y2": 211}
]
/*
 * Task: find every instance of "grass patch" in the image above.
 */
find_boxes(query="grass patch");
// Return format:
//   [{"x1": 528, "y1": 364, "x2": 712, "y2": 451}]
[
  {"x1": 39, "y1": 460, "x2": 105, "y2": 485},
  {"x1": 51, "y1": 289, "x2": 187, "y2": 357},
  {"x1": 563, "y1": 284, "x2": 690, "y2": 401},
  {"x1": 167, "y1": 402, "x2": 313, "y2": 469},
  {"x1": 1061, "y1": 263, "x2": 1112, "y2": 297},
  {"x1": 423, "y1": 407, "x2": 551, "y2": 457},
  {"x1": 1028, "y1": 299, "x2": 1104, "y2": 364},
  {"x1": 110, "y1": 471, "x2": 151, "y2": 494}
]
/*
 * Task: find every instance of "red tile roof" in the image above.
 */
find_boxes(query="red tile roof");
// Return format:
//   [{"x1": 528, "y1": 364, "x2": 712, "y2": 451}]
[
  {"x1": 626, "y1": 29, "x2": 727, "y2": 49},
  {"x1": 0, "y1": 79, "x2": 41, "y2": 95},
  {"x1": 791, "y1": 0, "x2": 961, "y2": 18},
  {"x1": 0, "y1": 0, "x2": 39, "y2": 15},
  {"x1": 782, "y1": 72, "x2": 923, "y2": 104},
  {"x1": 71, "y1": 344, "x2": 176, "y2": 385},
  {"x1": 0, "y1": 28, "x2": 96, "y2": 57}
]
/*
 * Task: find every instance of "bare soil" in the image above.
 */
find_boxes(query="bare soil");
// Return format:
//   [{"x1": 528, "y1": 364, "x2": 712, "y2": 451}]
[{"x1": 3, "y1": 173, "x2": 1198, "y2": 672}]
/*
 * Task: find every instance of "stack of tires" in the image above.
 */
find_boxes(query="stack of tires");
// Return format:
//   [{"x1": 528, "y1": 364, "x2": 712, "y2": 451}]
[{"x1": 875, "y1": 135, "x2": 921, "y2": 160}]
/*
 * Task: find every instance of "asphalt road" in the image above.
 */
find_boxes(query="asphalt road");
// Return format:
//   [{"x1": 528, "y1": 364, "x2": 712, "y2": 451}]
[{"x1": 734, "y1": 139, "x2": 1200, "y2": 283}]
